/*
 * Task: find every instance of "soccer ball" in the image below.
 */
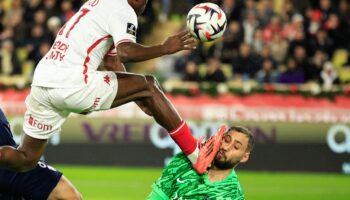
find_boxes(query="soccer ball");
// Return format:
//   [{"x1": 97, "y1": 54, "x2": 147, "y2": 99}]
[{"x1": 186, "y1": 3, "x2": 227, "y2": 42}]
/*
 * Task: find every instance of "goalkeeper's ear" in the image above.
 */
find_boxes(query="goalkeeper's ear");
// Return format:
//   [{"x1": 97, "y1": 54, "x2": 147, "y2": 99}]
[{"x1": 240, "y1": 152, "x2": 250, "y2": 164}]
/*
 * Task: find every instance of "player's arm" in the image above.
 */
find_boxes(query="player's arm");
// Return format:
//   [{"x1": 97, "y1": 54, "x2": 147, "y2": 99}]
[
  {"x1": 117, "y1": 30, "x2": 197, "y2": 63},
  {"x1": 0, "y1": 134, "x2": 46, "y2": 172}
]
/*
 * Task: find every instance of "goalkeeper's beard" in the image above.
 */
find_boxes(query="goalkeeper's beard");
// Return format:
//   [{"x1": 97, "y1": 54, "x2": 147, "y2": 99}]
[{"x1": 213, "y1": 151, "x2": 239, "y2": 169}]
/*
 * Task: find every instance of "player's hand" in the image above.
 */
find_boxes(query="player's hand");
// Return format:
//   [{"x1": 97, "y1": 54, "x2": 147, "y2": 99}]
[{"x1": 162, "y1": 30, "x2": 198, "y2": 55}]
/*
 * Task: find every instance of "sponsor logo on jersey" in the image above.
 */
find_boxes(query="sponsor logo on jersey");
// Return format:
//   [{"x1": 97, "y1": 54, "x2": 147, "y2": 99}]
[
  {"x1": 28, "y1": 115, "x2": 52, "y2": 131},
  {"x1": 176, "y1": 178, "x2": 186, "y2": 184},
  {"x1": 126, "y1": 23, "x2": 137, "y2": 36},
  {"x1": 81, "y1": 97, "x2": 101, "y2": 115},
  {"x1": 104, "y1": 74, "x2": 111, "y2": 85}
]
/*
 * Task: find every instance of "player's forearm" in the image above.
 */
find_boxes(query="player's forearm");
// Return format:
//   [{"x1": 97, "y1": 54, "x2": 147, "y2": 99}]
[
  {"x1": 117, "y1": 42, "x2": 167, "y2": 63},
  {"x1": 0, "y1": 146, "x2": 37, "y2": 172}
]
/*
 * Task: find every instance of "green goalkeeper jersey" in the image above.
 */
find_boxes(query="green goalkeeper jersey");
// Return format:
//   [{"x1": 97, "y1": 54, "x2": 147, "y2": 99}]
[{"x1": 147, "y1": 153, "x2": 245, "y2": 200}]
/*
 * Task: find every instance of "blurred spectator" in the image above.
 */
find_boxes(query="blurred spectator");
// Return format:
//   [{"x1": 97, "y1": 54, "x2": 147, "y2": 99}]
[
  {"x1": 321, "y1": 62, "x2": 339, "y2": 90},
  {"x1": 209, "y1": 21, "x2": 243, "y2": 63},
  {"x1": 241, "y1": 0, "x2": 257, "y2": 20},
  {"x1": 338, "y1": 0, "x2": 350, "y2": 23},
  {"x1": 43, "y1": 0, "x2": 59, "y2": 18},
  {"x1": 258, "y1": 0, "x2": 275, "y2": 27},
  {"x1": 32, "y1": 41, "x2": 51, "y2": 65},
  {"x1": 183, "y1": 61, "x2": 202, "y2": 82},
  {"x1": 287, "y1": 28, "x2": 307, "y2": 57},
  {"x1": 243, "y1": 11, "x2": 259, "y2": 45},
  {"x1": 280, "y1": 0, "x2": 298, "y2": 23},
  {"x1": 293, "y1": 46, "x2": 311, "y2": 75},
  {"x1": 319, "y1": 0, "x2": 334, "y2": 22},
  {"x1": 26, "y1": 25, "x2": 50, "y2": 63},
  {"x1": 60, "y1": 0, "x2": 75, "y2": 22},
  {"x1": 221, "y1": 0, "x2": 243, "y2": 22},
  {"x1": 307, "y1": 50, "x2": 327, "y2": 82},
  {"x1": 0, "y1": 0, "x2": 6, "y2": 33},
  {"x1": 262, "y1": 15, "x2": 282, "y2": 42},
  {"x1": 24, "y1": 0, "x2": 42, "y2": 23},
  {"x1": 6, "y1": 11, "x2": 26, "y2": 46},
  {"x1": 232, "y1": 42, "x2": 259, "y2": 79},
  {"x1": 306, "y1": 8, "x2": 323, "y2": 36},
  {"x1": 337, "y1": 0, "x2": 350, "y2": 48},
  {"x1": 0, "y1": 40, "x2": 21, "y2": 75},
  {"x1": 159, "y1": 0, "x2": 171, "y2": 22},
  {"x1": 257, "y1": 45, "x2": 276, "y2": 68},
  {"x1": 4, "y1": 0, "x2": 24, "y2": 27},
  {"x1": 174, "y1": 50, "x2": 195, "y2": 74},
  {"x1": 251, "y1": 29, "x2": 263, "y2": 53},
  {"x1": 204, "y1": 57, "x2": 226, "y2": 83},
  {"x1": 268, "y1": 33, "x2": 288, "y2": 64},
  {"x1": 281, "y1": 14, "x2": 304, "y2": 41},
  {"x1": 278, "y1": 57, "x2": 305, "y2": 84},
  {"x1": 256, "y1": 59, "x2": 279, "y2": 83},
  {"x1": 33, "y1": 9, "x2": 48, "y2": 27},
  {"x1": 308, "y1": 29, "x2": 334, "y2": 57}
]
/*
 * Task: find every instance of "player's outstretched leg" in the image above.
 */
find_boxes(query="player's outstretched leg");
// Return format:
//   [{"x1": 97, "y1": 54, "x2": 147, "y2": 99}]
[{"x1": 111, "y1": 72, "x2": 223, "y2": 174}]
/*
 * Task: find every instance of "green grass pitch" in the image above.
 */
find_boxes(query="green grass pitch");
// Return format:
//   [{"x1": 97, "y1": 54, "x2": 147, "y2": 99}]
[{"x1": 56, "y1": 165, "x2": 350, "y2": 200}]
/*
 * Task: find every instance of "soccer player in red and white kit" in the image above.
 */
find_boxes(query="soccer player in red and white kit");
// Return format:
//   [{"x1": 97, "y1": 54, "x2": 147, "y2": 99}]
[{"x1": 0, "y1": 0, "x2": 224, "y2": 175}]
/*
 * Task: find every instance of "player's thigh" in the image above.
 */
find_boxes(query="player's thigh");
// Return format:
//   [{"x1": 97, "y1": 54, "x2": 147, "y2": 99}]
[
  {"x1": 115, "y1": 72, "x2": 150, "y2": 98},
  {"x1": 111, "y1": 72, "x2": 156, "y2": 107},
  {"x1": 48, "y1": 175, "x2": 82, "y2": 200},
  {"x1": 72, "y1": 71, "x2": 156, "y2": 112}
]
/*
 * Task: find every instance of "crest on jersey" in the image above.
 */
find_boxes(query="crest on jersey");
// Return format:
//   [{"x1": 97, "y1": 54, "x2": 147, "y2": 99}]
[{"x1": 126, "y1": 23, "x2": 137, "y2": 37}]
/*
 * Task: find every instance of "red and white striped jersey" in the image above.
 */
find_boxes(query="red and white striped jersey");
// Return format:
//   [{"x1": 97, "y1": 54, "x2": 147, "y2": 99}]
[{"x1": 32, "y1": 0, "x2": 137, "y2": 88}]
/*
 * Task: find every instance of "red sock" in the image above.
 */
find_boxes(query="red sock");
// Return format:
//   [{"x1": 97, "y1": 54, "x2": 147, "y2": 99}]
[{"x1": 170, "y1": 121, "x2": 197, "y2": 155}]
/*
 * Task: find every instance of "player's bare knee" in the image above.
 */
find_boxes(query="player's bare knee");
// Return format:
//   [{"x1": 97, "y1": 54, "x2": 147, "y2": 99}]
[
  {"x1": 145, "y1": 75, "x2": 156, "y2": 84},
  {"x1": 145, "y1": 75, "x2": 162, "y2": 94}
]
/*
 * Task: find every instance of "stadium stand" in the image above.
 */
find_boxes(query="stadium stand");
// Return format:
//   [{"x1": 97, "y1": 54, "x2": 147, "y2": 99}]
[{"x1": 0, "y1": 0, "x2": 349, "y2": 95}]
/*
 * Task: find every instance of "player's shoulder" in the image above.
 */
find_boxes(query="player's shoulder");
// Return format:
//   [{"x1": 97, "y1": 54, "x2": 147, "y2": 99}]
[
  {"x1": 171, "y1": 153, "x2": 189, "y2": 163},
  {"x1": 166, "y1": 153, "x2": 191, "y2": 170}
]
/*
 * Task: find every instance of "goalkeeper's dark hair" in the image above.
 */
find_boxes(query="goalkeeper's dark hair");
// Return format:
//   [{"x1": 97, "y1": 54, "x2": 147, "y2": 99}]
[{"x1": 226, "y1": 126, "x2": 255, "y2": 152}]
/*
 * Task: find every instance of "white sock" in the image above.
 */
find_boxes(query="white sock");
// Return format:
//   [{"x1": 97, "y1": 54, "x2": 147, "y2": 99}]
[{"x1": 187, "y1": 147, "x2": 199, "y2": 164}]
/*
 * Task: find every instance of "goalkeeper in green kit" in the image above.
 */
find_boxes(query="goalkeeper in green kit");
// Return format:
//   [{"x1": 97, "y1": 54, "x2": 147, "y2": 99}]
[{"x1": 147, "y1": 126, "x2": 254, "y2": 199}]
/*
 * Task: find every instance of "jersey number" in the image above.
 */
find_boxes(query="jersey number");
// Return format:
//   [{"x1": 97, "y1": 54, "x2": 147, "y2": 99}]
[{"x1": 58, "y1": 8, "x2": 90, "y2": 38}]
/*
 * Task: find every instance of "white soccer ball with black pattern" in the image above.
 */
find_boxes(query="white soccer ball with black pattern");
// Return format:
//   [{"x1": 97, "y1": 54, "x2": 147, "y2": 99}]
[{"x1": 186, "y1": 3, "x2": 227, "y2": 42}]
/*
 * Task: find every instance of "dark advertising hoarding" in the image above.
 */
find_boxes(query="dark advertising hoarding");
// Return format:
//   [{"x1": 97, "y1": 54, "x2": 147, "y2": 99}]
[{"x1": 8, "y1": 116, "x2": 350, "y2": 173}]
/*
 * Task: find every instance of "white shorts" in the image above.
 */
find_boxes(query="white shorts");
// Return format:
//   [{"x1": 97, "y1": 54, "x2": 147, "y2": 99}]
[{"x1": 23, "y1": 71, "x2": 118, "y2": 139}]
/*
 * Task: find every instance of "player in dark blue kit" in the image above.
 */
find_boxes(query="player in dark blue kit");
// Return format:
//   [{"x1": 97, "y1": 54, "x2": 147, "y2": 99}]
[{"x1": 0, "y1": 109, "x2": 82, "y2": 200}]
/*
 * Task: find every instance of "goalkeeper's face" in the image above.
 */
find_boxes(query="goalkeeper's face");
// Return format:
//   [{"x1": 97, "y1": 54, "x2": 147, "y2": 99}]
[{"x1": 213, "y1": 131, "x2": 250, "y2": 169}]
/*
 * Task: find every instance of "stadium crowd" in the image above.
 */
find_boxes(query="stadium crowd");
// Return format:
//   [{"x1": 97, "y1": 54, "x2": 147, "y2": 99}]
[
  {"x1": 0, "y1": 0, "x2": 154, "y2": 84},
  {"x1": 157, "y1": 0, "x2": 350, "y2": 87},
  {"x1": 0, "y1": 0, "x2": 350, "y2": 89}
]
